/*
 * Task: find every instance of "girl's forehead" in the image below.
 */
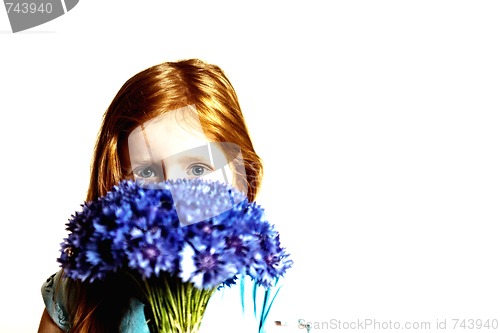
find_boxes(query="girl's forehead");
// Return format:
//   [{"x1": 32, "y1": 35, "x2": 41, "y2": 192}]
[{"x1": 128, "y1": 106, "x2": 209, "y2": 162}]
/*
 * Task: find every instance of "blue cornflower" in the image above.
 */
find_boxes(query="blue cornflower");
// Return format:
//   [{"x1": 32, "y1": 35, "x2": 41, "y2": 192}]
[
  {"x1": 127, "y1": 227, "x2": 181, "y2": 278},
  {"x1": 179, "y1": 239, "x2": 239, "y2": 289}
]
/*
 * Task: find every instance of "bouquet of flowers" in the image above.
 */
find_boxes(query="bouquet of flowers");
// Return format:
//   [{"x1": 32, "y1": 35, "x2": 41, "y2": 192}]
[{"x1": 58, "y1": 178, "x2": 292, "y2": 333}]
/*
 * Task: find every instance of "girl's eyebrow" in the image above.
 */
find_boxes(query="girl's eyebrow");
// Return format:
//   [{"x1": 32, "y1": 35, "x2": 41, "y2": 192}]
[
  {"x1": 130, "y1": 154, "x2": 213, "y2": 165},
  {"x1": 131, "y1": 159, "x2": 158, "y2": 165},
  {"x1": 175, "y1": 154, "x2": 214, "y2": 166}
]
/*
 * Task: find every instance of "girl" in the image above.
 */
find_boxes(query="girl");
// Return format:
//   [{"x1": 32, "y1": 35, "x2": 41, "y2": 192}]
[{"x1": 38, "y1": 58, "x2": 264, "y2": 333}]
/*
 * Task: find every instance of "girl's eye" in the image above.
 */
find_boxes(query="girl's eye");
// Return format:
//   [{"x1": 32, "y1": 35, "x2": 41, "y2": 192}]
[
  {"x1": 188, "y1": 164, "x2": 211, "y2": 177},
  {"x1": 135, "y1": 166, "x2": 158, "y2": 179}
]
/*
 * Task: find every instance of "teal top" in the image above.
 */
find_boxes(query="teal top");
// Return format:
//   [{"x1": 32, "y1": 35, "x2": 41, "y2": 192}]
[{"x1": 41, "y1": 270, "x2": 150, "y2": 333}]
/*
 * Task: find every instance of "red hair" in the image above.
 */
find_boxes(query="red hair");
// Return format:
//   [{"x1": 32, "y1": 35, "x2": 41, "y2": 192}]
[{"x1": 87, "y1": 58, "x2": 262, "y2": 202}]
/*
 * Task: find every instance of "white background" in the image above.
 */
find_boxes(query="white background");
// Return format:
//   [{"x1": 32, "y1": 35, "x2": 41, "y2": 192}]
[{"x1": 1, "y1": 1, "x2": 499, "y2": 332}]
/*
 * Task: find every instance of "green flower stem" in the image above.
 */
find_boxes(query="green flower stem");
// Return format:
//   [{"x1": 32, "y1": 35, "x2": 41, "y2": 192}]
[{"x1": 131, "y1": 272, "x2": 217, "y2": 333}]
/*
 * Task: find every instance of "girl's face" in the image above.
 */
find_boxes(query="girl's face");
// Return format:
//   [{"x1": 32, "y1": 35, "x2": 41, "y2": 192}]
[
  {"x1": 123, "y1": 106, "x2": 247, "y2": 225},
  {"x1": 124, "y1": 106, "x2": 239, "y2": 187}
]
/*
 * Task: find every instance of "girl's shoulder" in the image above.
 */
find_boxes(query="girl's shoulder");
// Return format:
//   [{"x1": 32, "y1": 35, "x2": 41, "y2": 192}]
[
  {"x1": 41, "y1": 270, "x2": 71, "y2": 332},
  {"x1": 41, "y1": 271, "x2": 150, "y2": 333}
]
